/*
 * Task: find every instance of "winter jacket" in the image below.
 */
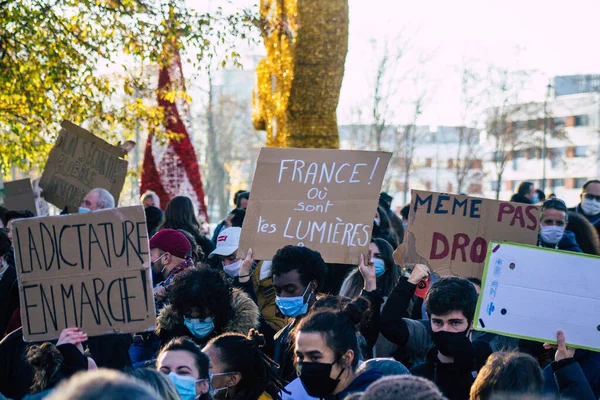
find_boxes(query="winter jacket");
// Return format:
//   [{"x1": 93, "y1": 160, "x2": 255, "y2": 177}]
[
  {"x1": 510, "y1": 193, "x2": 533, "y2": 204},
  {"x1": 410, "y1": 341, "x2": 492, "y2": 400},
  {"x1": 326, "y1": 369, "x2": 384, "y2": 400},
  {"x1": 574, "y1": 204, "x2": 600, "y2": 227},
  {"x1": 156, "y1": 288, "x2": 260, "y2": 348},
  {"x1": 0, "y1": 265, "x2": 17, "y2": 335},
  {"x1": 538, "y1": 230, "x2": 583, "y2": 253},
  {"x1": 543, "y1": 350, "x2": 600, "y2": 399}
]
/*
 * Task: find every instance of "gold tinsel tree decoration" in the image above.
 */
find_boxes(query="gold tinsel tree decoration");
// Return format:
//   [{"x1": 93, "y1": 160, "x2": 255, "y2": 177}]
[{"x1": 253, "y1": 0, "x2": 349, "y2": 149}]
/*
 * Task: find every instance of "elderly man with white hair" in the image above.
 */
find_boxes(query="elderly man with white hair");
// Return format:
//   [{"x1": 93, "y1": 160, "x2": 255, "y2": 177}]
[{"x1": 79, "y1": 188, "x2": 115, "y2": 213}]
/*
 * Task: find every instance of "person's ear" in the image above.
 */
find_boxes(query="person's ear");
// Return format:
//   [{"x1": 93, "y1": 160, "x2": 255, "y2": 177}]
[
  {"x1": 309, "y1": 279, "x2": 318, "y2": 293},
  {"x1": 197, "y1": 379, "x2": 209, "y2": 395},
  {"x1": 163, "y1": 252, "x2": 171, "y2": 264},
  {"x1": 341, "y1": 349, "x2": 354, "y2": 369},
  {"x1": 227, "y1": 372, "x2": 242, "y2": 388}
]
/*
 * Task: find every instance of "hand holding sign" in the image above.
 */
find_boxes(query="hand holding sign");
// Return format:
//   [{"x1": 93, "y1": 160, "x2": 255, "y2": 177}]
[
  {"x1": 544, "y1": 330, "x2": 576, "y2": 362},
  {"x1": 56, "y1": 328, "x2": 88, "y2": 354}
]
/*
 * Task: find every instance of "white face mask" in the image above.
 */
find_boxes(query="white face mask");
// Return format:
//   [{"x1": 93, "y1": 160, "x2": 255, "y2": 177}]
[
  {"x1": 582, "y1": 197, "x2": 600, "y2": 216},
  {"x1": 540, "y1": 225, "x2": 565, "y2": 245},
  {"x1": 223, "y1": 259, "x2": 241, "y2": 278}
]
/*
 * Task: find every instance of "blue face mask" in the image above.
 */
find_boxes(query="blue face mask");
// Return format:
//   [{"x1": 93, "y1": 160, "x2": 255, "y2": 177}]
[
  {"x1": 168, "y1": 372, "x2": 201, "y2": 400},
  {"x1": 532, "y1": 193, "x2": 539, "y2": 204},
  {"x1": 184, "y1": 317, "x2": 215, "y2": 339},
  {"x1": 372, "y1": 257, "x2": 386, "y2": 278},
  {"x1": 275, "y1": 285, "x2": 311, "y2": 318},
  {"x1": 79, "y1": 207, "x2": 91, "y2": 214}
]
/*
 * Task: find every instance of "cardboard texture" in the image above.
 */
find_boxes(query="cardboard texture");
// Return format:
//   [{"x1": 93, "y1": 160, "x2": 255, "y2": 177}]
[
  {"x1": 239, "y1": 148, "x2": 392, "y2": 265},
  {"x1": 4, "y1": 179, "x2": 37, "y2": 215},
  {"x1": 395, "y1": 190, "x2": 540, "y2": 277},
  {"x1": 475, "y1": 241, "x2": 600, "y2": 351},
  {"x1": 12, "y1": 206, "x2": 155, "y2": 342},
  {"x1": 39, "y1": 121, "x2": 128, "y2": 213}
]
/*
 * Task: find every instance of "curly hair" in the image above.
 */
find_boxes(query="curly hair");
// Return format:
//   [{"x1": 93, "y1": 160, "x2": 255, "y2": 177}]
[
  {"x1": 26, "y1": 343, "x2": 64, "y2": 393},
  {"x1": 168, "y1": 268, "x2": 232, "y2": 333},
  {"x1": 207, "y1": 329, "x2": 286, "y2": 400},
  {"x1": 272, "y1": 245, "x2": 327, "y2": 291}
]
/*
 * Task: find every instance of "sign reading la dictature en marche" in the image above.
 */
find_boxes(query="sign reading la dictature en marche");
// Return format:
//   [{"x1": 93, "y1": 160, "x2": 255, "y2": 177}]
[
  {"x1": 395, "y1": 190, "x2": 541, "y2": 278},
  {"x1": 39, "y1": 121, "x2": 129, "y2": 214},
  {"x1": 239, "y1": 148, "x2": 392, "y2": 265},
  {"x1": 13, "y1": 206, "x2": 155, "y2": 342}
]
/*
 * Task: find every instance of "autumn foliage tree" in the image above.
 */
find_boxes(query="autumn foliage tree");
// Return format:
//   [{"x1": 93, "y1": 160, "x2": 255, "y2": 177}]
[{"x1": 0, "y1": 0, "x2": 257, "y2": 176}]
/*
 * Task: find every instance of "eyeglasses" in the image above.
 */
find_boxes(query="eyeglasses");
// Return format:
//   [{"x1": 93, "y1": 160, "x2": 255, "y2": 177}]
[{"x1": 584, "y1": 193, "x2": 600, "y2": 202}]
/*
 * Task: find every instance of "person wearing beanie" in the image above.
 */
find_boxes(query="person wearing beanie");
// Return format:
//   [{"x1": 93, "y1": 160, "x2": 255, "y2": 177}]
[
  {"x1": 145, "y1": 206, "x2": 164, "y2": 238},
  {"x1": 358, "y1": 375, "x2": 445, "y2": 400},
  {"x1": 149, "y1": 229, "x2": 194, "y2": 310}
]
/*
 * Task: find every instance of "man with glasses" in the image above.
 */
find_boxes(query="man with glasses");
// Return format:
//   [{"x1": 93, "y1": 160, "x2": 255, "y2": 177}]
[
  {"x1": 539, "y1": 198, "x2": 582, "y2": 253},
  {"x1": 572, "y1": 180, "x2": 600, "y2": 235}
]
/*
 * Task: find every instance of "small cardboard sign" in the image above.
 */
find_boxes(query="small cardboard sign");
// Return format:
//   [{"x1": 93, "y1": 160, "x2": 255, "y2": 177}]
[
  {"x1": 475, "y1": 241, "x2": 600, "y2": 351},
  {"x1": 4, "y1": 179, "x2": 37, "y2": 215},
  {"x1": 395, "y1": 191, "x2": 540, "y2": 278},
  {"x1": 12, "y1": 206, "x2": 155, "y2": 342},
  {"x1": 39, "y1": 121, "x2": 128, "y2": 213},
  {"x1": 238, "y1": 148, "x2": 392, "y2": 265}
]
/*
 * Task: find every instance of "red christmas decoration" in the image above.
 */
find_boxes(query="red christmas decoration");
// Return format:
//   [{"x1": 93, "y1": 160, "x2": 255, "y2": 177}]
[{"x1": 140, "y1": 42, "x2": 209, "y2": 223}]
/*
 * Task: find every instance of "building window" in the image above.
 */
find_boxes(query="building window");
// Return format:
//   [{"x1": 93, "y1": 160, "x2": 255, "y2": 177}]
[
  {"x1": 551, "y1": 179, "x2": 565, "y2": 188},
  {"x1": 512, "y1": 150, "x2": 525, "y2": 170},
  {"x1": 575, "y1": 178, "x2": 588, "y2": 188},
  {"x1": 553, "y1": 117, "x2": 566, "y2": 128},
  {"x1": 550, "y1": 148, "x2": 565, "y2": 168},
  {"x1": 575, "y1": 115, "x2": 590, "y2": 126},
  {"x1": 527, "y1": 120, "x2": 536, "y2": 129},
  {"x1": 491, "y1": 181, "x2": 500, "y2": 192},
  {"x1": 575, "y1": 146, "x2": 588, "y2": 157}
]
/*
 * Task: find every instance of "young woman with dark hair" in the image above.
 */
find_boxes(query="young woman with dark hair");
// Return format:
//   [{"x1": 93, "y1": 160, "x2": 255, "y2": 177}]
[
  {"x1": 203, "y1": 329, "x2": 286, "y2": 400},
  {"x1": 156, "y1": 268, "x2": 260, "y2": 348},
  {"x1": 159, "y1": 196, "x2": 214, "y2": 260},
  {"x1": 292, "y1": 297, "x2": 383, "y2": 399},
  {"x1": 156, "y1": 337, "x2": 210, "y2": 400}
]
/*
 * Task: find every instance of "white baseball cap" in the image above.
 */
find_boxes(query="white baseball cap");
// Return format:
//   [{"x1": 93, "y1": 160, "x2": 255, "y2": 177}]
[{"x1": 210, "y1": 227, "x2": 241, "y2": 256}]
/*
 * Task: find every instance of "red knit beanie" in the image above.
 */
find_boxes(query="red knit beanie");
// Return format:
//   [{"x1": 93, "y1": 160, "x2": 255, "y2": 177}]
[{"x1": 149, "y1": 229, "x2": 191, "y2": 259}]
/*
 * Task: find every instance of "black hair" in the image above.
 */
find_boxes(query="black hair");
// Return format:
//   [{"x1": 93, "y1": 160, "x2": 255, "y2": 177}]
[
  {"x1": 176, "y1": 229, "x2": 205, "y2": 265},
  {"x1": 294, "y1": 297, "x2": 371, "y2": 371},
  {"x1": 535, "y1": 189, "x2": 546, "y2": 202},
  {"x1": 168, "y1": 268, "x2": 232, "y2": 334},
  {"x1": 272, "y1": 245, "x2": 327, "y2": 291},
  {"x1": 3, "y1": 209, "x2": 35, "y2": 226},
  {"x1": 232, "y1": 190, "x2": 247, "y2": 207},
  {"x1": 583, "y1": 179, "x2": 600, "y2": 191},
  {"x1": 207, "y1": 329, "x2": 286, "y2": 400},
  {"x1": 567, "y1": 212, "x2": 600, "y2": 256},
  {"x1": 0, "y1": 229, "x2": 11, "y2": 258},
  {"x1": 470, "y1": 352, "x2": 543, "y2": 400},
  {"x1": 230, "y1": 209, "x2": 246, "y2": 228},
  {"x1": 235, "y1": 192, "x2": 249, "y2": 209},
  {"x1": 425, "y1": 277, "x2": 478, "y2": 323},
  {"x1": 158, "y1": 337, "x2": 209, "y2": 379},
  {"x1": 144, "y1": 206, "x2": 164, "y2": 237},
  {"x1": 517, "y1": 182, "x2": 534, "y2": 196},
  {"x1": 400, "y1": 204, "x2": 410, "y2": 220},
  {"x1": 159, "y1": 196, "x2": 205, "y2": 246},
  {"x1": 467, "y1": 277, "x2": 482, "y2": 288},
  {"x1": 542, "y1": 198, "x2": 568, "y2": 215}
]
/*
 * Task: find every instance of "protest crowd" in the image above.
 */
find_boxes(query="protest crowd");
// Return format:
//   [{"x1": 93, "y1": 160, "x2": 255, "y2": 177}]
[{"x1": 1, "y1": 176, "x2": 600, "y2": 400}]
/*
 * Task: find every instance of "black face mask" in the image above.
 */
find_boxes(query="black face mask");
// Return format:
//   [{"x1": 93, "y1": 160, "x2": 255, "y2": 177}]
[
  {"x1": 431, "y1": 325, "x2": 474, "y2": 360},
  {"x1": 151, "y1": 259, "x2": 165, "y2": 286},
  {"x1": 298, "y1": 361, "x2": 344, "y2": 399}
]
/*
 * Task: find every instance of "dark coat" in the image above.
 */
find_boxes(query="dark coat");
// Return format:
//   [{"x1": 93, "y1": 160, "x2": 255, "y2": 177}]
[
  {"x1": 543, "y1": 350, "x2": 600, "y2": 399},
  {"x1": 410, "y1": 341, "x2": 492, "y2": 400},
  {"x1": 538, "y1": 230, "x2": 583, "y2": 253},
  {"x1": 326, "y1": 369, "x2": 384, "y2": 400},
  {"x1": 0, "y1": 266, "x2": 17, "y2": 335}
]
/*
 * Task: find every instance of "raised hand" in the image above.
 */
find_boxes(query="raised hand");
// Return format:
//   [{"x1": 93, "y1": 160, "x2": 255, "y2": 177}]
[
  {"x1": 56, "y1": 328, "x2": 88, "y2": 354},
  {"x1": 408, "y1": 263, "x2": 430, "y2": 285},
  {"x1": 359, "y1": 254, "x2": 377, "y2": 292}
]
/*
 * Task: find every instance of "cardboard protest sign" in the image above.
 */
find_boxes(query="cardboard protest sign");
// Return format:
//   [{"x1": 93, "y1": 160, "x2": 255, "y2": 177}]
[
  {"x1": 39, "y1": 121, "x2": 129, "y2": 213},
  {"x1": 239, "y1": 148, "x2": 392, "y2": 265},
  {"x1": 12, "y1": 206, "x2": 155, "y2": 342},
  {"x1": 475, "y1": 241, "x2": 600, "y2": 351},
  {"x1": 4, "y1": 179, "x2": 37, "y2": 215},
  {"x1": 395, "y1": 191, "x2": 540, "y2": 278}
]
